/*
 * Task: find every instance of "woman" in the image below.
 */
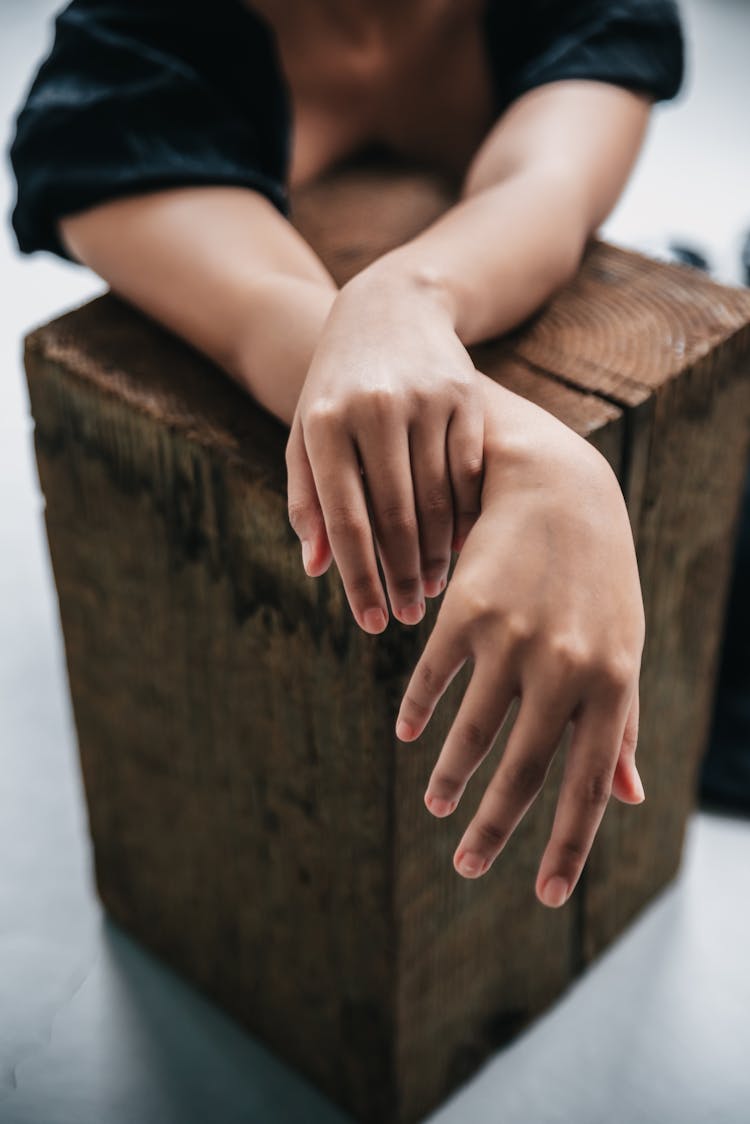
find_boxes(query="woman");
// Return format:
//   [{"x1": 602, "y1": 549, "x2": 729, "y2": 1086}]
[{"x1": 10, "y1": 0, "x2": 684, "y2": 906}]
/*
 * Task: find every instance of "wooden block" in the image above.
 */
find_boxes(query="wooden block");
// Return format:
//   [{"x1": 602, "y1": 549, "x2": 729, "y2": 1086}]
[{"x1": 24, "y1": 162, "x2": 750, "y2": 1123}]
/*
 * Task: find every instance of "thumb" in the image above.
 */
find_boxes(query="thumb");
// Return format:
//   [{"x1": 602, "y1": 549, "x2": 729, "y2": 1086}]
[
  {"x1": 611, "y1": 688, "x2": 645, "y2": 804},
  {"x1": 285, "y1": 413, "x2": 331, "y2": 576}
]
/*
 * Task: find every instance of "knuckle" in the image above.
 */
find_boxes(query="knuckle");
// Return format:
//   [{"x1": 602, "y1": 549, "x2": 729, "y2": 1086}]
[
  {"x1": 422, "y1": 557, "x2": 451, "y2": 583},
  {"x1": 449, "y1": 370, "x2": 475, "y2": 399},
  {"x1": 621, "y1": 721, "x2": 639, "y2": 757},
  {"x1": 498, "y1": 755, "x2": 548, "y2": 800},
  {"x1": 546, "y1": 633, "x2": 593, "y2": 683},
  {"x1": 458, "y1": 719, "x2": 487, "y2": 754},
  {"x1": 305, "y1": 400, "x2": 341, "y2": 434},
  {"x1": 418, "y1": 661, "x2": 436, "y2": 690},
  {"x1": 421, "y1": 484, "x2": 453, "y2": 525},
  {"x1": 287, "y1": 500, "x2": 310, "y2": 535},
  {"x1": 548, "y1": 632, "x2": 591, "y2": 674},
  {"x1": 347, "y1": 570, "x2": 381, "y2": 600},
  {"x1": 455, "y1": 584, "x2": 498, "y2": 626},
  {"x1": 506, "y1": 611, "x2": 536, "y2": 649},
  {"x1": 578, "y1": 767, "x2": 612, "y2": 808},
  {"x1": 402, "y1": 691, "x2": 430, "y2": 720},
  {"x1": 392, "y1": 574, "x2": 423, "y2": 600},
  {"x1": 379, "y1": 503, "x2": 418, "y2": 538},
  {"x1": 596, "y1": 651, "x2": 638, "y2": 694},
  {"x1": 416, "y1": 660, "x2": 440, "y2": 694},
  {"x1": 459, "y1": 452, "x2": 484, "y2": 486},
  {"x1": 326, "y1": 504, "x2": 368, "y2": 540},
  {"x1": 431, "y1": 769, "x2": 465, "y2": 795},
  {"x1": 365, "y1": 386, "x2": 399, "y2": 419},
  {"x1": 474, "y1": 819, "x2": 508, "y2": 849},
  {"x1": 557, "y1": 837, "x2": 587, "y2": 865}
]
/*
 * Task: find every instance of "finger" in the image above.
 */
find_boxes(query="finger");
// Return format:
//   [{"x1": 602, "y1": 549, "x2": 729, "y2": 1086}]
[
  {"x1": 611, "y1": 688, "x2": 645, "y2": 804},
  {"x1": 453, "y1": 684, "x2": 574, "y2": 878},
  {"x1": 534, "y1": 689, "x2": 632, "y2": 908},
  {"x1": 303, "y1": 418, "x2": 389, "y2": 634},
  {"x1": 396, "y1": 609, "x2": 470, "y2": 741},
  {"x1": 409, "y1": 412, "x2": 453, "y2": 598},
  {"x1": 358, "y1": 428, "x2": 425, "y2": 625},
  {"x1": 446, "y1": 400, "x2": 484, "y2": 553},
  {"x1": 424, "y1": 660, "x2": 517, "y2": 818},
  {"x1": 285, "y1": 414, "x2": 332, "y2": 577}
]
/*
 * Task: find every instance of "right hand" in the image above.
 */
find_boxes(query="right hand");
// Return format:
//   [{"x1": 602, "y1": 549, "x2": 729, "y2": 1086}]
[{"x1": 395, "y1": 373, "x2": 646, "y2": 908}]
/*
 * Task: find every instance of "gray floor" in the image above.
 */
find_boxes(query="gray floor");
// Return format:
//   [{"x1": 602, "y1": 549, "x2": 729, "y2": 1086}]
[{"x1": 1, "y1": 2, "x2": 750, "y2": 1123}]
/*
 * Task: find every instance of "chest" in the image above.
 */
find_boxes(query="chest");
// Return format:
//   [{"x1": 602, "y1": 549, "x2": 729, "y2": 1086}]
[{"x1": 263, "y1": 1, "x2": 498, "y2": 189}]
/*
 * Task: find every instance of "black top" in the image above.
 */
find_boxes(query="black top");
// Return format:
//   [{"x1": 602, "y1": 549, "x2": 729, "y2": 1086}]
[{"x1": 8, "y1": 0, "x2": 685, "y2": 261}]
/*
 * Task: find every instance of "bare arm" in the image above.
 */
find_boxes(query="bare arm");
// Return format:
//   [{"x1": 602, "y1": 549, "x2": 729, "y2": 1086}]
[
  {"x1": 59, "y1": 80, "x2": 649, "y2": 423},
  {"x1": 61, "y1": 79, "x2": 652, "y2": 632},
  {"x1": 351, "y1": 79, "x2": 652, "y2": 343},
  {"x1": 60, "y1": 80, "x2": 651, "y2": 909},
  {"x1": 285, "y1": 79, "x2": 652, "y2": 625},
  {"x1": 59, "y1": 186, "x2": 336, "y2": 426}
]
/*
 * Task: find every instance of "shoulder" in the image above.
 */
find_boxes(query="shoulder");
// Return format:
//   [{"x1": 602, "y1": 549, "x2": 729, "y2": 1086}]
[
  {"x1": 484, "y1": 0, "x2": 685, "y2": 109},
  {"x1": 10, "y1": 0, "x2": 291, "y2": 258}
]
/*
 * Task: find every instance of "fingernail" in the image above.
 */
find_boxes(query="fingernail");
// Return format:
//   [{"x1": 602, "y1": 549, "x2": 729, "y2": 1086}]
[
  {"x1": 453, "y1": 535, "x2": 466, "y2": 553},
  {"x1": 455, "y1": 851, "x2": 487, "y2": 878},
  {"x1": 423, "y1": 578, "x2": 441, "y2": 598},
  {"x1": 396, "y1": 718, "x2": 415, "y2": 740},
  {"x1": 399, "y1": 602, "x2": 425, "y2": 625},
  {"x1": 301, "y1": 540, "x2": 312, "y2": 573},
  {"x1": 425, "y1": 794, "x2": 456, "y2": 817},
  {"x1": 363, "y1": 607, "x2": 387, "y2": 633},
  {"x1": 542, "y1": 876, "x2": 569, "y2": 908},
  {"x1": 633, "y1": 768, "x2": 646, "y2": 802}
]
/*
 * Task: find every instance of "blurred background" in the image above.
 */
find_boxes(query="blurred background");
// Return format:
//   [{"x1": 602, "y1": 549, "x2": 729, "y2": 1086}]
[{"x1": 1, "y1": 2, "x2": 749, "y2": 1122}]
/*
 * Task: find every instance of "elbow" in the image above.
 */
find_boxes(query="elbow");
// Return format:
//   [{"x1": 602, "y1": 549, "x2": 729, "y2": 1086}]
[
  {"x1": 552, "y1": 227, "x2": 589, "y2": 293},
  {"x1": 532, "y1": 165, "x2": 594, "y2": 294}
]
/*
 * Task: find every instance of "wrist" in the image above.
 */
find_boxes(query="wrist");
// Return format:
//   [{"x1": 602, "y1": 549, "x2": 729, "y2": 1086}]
[
  {"x1": 476, "y1": 371, "x2": 602, "y2": 483},
  {"x1": 339, "y1": 249, "x2": 461, "y2": 328},
  {"x1": 233, "y1": 275, "x2": 336, "y2": 426}
]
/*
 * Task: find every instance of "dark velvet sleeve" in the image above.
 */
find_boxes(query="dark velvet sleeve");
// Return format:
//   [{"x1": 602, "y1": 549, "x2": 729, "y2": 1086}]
[
  {"x1": 8, "y1": 0, "x2": 291, "y2": 260},
  {"x1": 487, "y1": 0, "x2": 685, "y2": 113}
]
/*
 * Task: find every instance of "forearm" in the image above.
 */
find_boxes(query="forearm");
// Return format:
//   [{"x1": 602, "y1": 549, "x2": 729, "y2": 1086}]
[
  {"x1": 367, "y1": 166, "x2": 589, "y2": 346},
  {"x1": 355, "y1": 81, "x2": 652, "y2": 347},
  {"x1": 59, "y1": 186, "x2": 337, "y2": 426}
]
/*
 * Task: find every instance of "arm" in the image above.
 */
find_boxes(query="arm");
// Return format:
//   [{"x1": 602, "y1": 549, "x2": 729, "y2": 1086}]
[
  {"x1": 62, "y1": 82, "x2": 652, "y2": 637},
  {"x1": 346, "y1": 80, "x2": 652, "y2": 344},
  {"x1": 285, "y1": 80, "x2": 652, "y2": 630},
  {"x1": 59, "y1": 186, "x2": 336, "y2": 427}
]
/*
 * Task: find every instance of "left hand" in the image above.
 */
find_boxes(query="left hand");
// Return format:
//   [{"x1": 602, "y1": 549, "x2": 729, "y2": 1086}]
[
  {"x1": 285, "y1": 262, "x2": 486, "y2": 632},
  {"x1": 395, "y1": 373, "x2": 646, "y2": 908}
]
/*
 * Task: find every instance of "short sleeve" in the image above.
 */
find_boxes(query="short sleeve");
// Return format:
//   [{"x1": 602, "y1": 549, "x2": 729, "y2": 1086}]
[
  {"x1": 487, "y1": 1, "x2": 685, "y2": 113},
  {"x1": 8, "y1": 0, "x2": 291, "y2": 260}
]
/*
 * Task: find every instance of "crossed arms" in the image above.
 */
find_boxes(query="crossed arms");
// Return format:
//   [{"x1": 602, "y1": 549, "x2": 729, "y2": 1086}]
[{"x1": 59, "y1": 79, "x2": 650, "y2": 907}]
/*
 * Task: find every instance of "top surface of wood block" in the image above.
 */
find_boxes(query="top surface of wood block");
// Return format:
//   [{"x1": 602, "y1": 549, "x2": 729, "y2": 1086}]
[{"x1": 25, "y1": 160, "x2": 750, "y2": 484}]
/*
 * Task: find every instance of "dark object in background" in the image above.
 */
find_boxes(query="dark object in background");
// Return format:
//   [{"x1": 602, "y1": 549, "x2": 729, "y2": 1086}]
[
  {"x1": 668, "y1": 241, "x2": 712, "y2": 273},
  {"x1": 645, "y1": 230, "x2": 750, "y2": 816},
  {"x1": 698, "y1": 228, "x2": 750, "y2": 816},
  {"x1": 701, "y1": 469, "x2": 750, "y2": 815}
]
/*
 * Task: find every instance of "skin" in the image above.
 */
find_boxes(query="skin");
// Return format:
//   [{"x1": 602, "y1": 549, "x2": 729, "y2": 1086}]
[{"x1": 58, "y1": 0, "x2": 651, "y2": 907}]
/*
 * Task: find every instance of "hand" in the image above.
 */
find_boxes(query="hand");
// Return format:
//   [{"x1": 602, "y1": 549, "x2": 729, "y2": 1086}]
[
  {"x1": 285, "y1": 262, "x2": 485, "y2": 633},
  {"x1": 395, "y1": 374, "x2": 646, "y2": 908}
]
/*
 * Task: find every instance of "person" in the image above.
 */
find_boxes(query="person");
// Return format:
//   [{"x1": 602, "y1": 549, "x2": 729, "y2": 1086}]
[{"x1": 9, "y1": 0, "x2": 685, "y2": 907}]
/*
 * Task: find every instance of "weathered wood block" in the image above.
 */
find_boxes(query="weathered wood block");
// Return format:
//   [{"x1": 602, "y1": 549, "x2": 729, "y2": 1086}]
[{"x1": 24, "y1": 165, "x2": 750, "y2": 1123}]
